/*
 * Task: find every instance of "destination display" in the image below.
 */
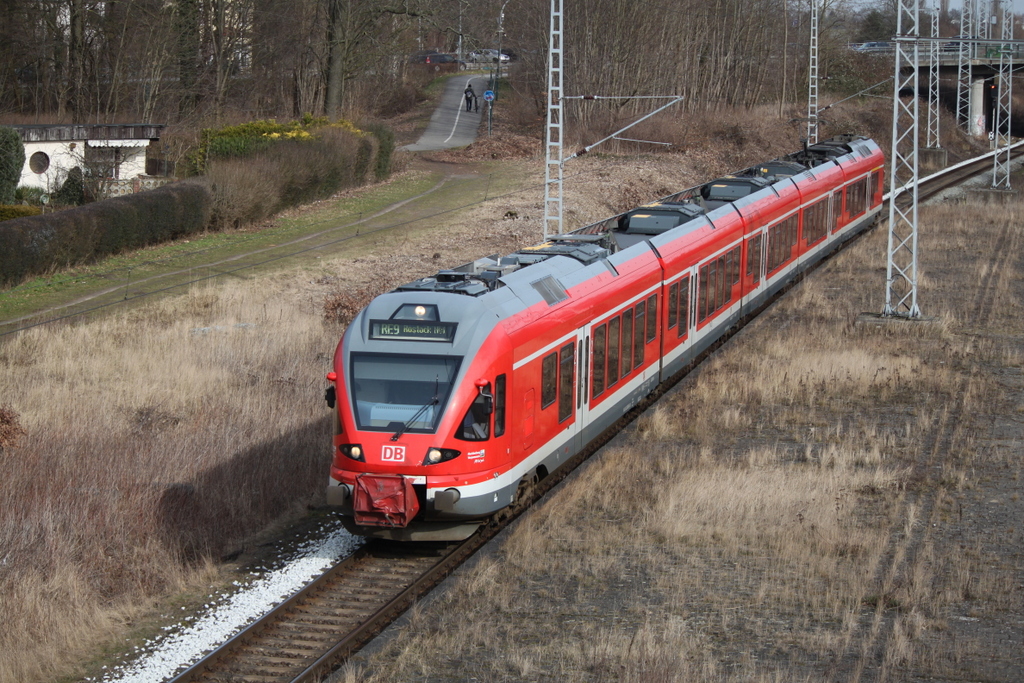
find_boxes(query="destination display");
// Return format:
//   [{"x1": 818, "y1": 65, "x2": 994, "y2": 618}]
[{"x1": 369, "y1": 320, "x2": 457, "y2": 342}]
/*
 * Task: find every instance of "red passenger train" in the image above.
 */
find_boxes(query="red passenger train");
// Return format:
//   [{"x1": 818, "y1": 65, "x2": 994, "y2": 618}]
[{"x1": 325, "y1": 135, "x2": 885, "y2": 541}]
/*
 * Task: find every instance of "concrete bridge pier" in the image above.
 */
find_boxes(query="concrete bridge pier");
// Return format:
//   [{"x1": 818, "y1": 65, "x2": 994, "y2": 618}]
[{"x1": 970, "y1": 77, "x2": 987, "y2": 137}]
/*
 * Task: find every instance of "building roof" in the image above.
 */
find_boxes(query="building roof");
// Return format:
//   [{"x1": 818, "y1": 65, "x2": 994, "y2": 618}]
[{"x1": 9, "y1": 124, "x2": 164, "y2": 143}]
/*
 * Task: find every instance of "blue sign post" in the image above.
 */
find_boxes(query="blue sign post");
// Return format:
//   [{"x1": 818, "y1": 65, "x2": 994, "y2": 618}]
[{"x1": 484, "y1": 90, "x2": 496, "y2": 136}]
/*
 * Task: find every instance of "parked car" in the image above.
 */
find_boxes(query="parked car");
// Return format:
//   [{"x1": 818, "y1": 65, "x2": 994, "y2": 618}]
[
  {"x1": 409, "y1": 51, "x2": 467, "y2": 70},
  {"x1": 468, "y1": 49, "x2": 509, "y2": 63},
  {"x1": 853, "y1": 41, "x2": 892, "y2": 53},
  {"x1": 409, "y1": 50, "x2": 443, "y2": 64}
]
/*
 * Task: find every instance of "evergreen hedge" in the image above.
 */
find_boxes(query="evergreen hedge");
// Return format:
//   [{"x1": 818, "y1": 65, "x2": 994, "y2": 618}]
[
  {"x1": 366, "y1": 123, "x2": 395, "y2": 181},
  {"x1": 0, "y1": 181, "x2": 211, "y2": 287},
  {"x1": 0, "y1": 127, "x2": 25, "y2": 204}
]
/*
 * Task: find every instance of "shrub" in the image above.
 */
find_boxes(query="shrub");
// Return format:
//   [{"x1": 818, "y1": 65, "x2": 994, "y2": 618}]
[
  {"x1": 353, "y1": 138, "x2": 374, "y2": 184},
  {"x1": 207, "y1": 126, "x2": 363, "y2": 229},
  {"x1": 189, "y1": 115, "x2": 349, "y2": 174},
  {"x1": 0, "y1": 181, "x2": 212, "y2": 287},
  {"x1": 54, "y1": 166, "x2": 86, "y2": 206},
  {"x1": 0, "y1": 204, "x2": 42, "y2": 221},
  {"x1": 0, "y1": 404, "x2": 26, "y2": 451},
  {"x1": 0, "y1": 127, "x2": 25, "y2": 204},
  {"x1": 373, "y1": 81, "x2": 424, "y2": 117},
  {"x1": 366, "y1": 123, "x2": 395, "y2": 181},
  {"x1": 14, "y1": 186, "x2": 46, "y2": 205}
]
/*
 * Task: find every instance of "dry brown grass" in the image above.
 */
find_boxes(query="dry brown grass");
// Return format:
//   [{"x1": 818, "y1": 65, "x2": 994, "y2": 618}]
[
  {"x1": 344, "y1": 190, "x2": 1024, "y2": 680},
  {"x1": 0, "y1": 277, "x2": 333, "y2": 681}
]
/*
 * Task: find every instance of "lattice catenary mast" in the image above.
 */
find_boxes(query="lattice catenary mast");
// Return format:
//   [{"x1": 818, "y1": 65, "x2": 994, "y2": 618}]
[
  {"x1": 956, "y1": 0, "x2": 975, "y2": 129},
  {"x1": 925, "y1": 0, "x2": 940, "y2": 149},
  {"x1": 543, "y1": 0, "x2": 564, "y2": 239},
  {"x1": 884, "y1": 0, "x2": 923, "y2": 318},
  {"x1": 807, "y1": 0, "x2": 819, "y2": 144},
  {"x1": 991, "y1": 0, "x2": 1013, "y2": 189}
]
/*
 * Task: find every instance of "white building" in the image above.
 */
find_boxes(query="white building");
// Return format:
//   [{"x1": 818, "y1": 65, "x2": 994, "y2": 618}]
[{"x1": 11, "y1": 124, "x2": 165, "y2": 195}]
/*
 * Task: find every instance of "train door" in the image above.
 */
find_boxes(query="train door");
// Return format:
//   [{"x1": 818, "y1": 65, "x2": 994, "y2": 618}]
[
  {"x1": 661, "y1": 265, "x2": 697, "y2": 378},
  {"x1": 570, "y1": 326, "x2": 589, "y2": 451},
  {"x1": 521, "y1": 388, "x2": 535, "y2": 451}
]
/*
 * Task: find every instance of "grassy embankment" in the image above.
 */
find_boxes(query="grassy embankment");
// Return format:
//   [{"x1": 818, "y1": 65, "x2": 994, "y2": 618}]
[{"x1": 0, "y1": 169, "x2": 450, "y2": 326}]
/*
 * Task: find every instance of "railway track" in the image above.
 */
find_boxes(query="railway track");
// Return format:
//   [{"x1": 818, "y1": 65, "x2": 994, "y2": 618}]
[{"x1": 167, "y1": 146, "x2": 1023, "y2": 683}]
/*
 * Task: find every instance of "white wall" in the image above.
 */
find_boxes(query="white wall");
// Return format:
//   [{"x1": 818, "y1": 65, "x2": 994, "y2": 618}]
[
  {"x1": 19, "y1": 139, "x2": 149, "y2": 193},
  {"x1": 19, "y1": 140, "x2": 85, "y2": 192}
]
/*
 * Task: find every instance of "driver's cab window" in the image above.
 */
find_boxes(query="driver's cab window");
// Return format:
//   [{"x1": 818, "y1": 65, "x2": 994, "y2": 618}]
[{"x1": 458, "y1": 380, "x2": 494, "y2": 441}]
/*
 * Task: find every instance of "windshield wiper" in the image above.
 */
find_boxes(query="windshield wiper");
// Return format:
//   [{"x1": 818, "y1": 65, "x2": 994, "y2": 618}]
[{"x1": 391, "y1": 396, "x2": 438, "y2": 442}]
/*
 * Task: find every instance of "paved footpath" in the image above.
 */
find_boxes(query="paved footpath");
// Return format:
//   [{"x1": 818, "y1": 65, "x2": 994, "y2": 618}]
[{"x1": 402, "y1": 75, "x2": 489, "y2": 151}]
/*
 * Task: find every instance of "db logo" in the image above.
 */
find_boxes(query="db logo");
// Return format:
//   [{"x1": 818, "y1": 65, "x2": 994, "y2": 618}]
[{"x1": 381, "y1": 445, "x2": 406, "y2": 462}]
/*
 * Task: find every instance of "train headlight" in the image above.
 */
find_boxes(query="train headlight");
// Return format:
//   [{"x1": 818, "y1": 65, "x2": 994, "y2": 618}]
[
  {"x1": 422, "y1": 447, "x2": 460, "y2": 465},
  {"x1": 338, "y1": 444, "x2": 364, "y2": 462}
]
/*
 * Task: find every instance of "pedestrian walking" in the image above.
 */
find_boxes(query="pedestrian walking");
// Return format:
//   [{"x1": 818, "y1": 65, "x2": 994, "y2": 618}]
[{"x1": 464, "y1": 83, "x2": 477, "y2": 112}]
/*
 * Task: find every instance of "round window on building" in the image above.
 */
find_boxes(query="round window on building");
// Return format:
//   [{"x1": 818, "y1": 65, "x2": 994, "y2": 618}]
[{"x1": 29, "y1": 151, "x2": 50, "y2": 174}]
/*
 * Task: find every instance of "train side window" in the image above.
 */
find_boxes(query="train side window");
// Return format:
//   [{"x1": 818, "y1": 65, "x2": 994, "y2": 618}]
[
  {"x1": 731, "y1": 246, "x2": 740, "y2": 285},
  {"x1": 558, "y1": 342, "x2": 575, "y2": 423},
  {"x1": 634, "y1": 301, "x2": 646, "y2": 368},
  {"x1": 608, "y1": 316, "x2": 621, "y2": 386},
  {"x1": 592, "y1": 324, "x2": 606, "y2": 397},
  {"x1": 541, "y1": 352, "x2": 557, "y2": 409},
  {"x1": 457, "y1": 384, "x2": 491, "y2": 441},
  {"x1": 717, "y1": 254, "x2": 727, "y2": 308},
  {"x1": 847, "y1": 178, "x2": 867, "y2": 218},
  {"x1": 874, "y1": 170, "x2": 883, "y2": 204},
  {"x1": 767, "y1": 215, "x2": 798, "y2": 272},
  {"x1": 831, "y1": 190, "x2": 842, "y2": 232},
  {"x1": 621, "y1": 309, "x2": 633, "y2": 375},
  {"x1": 494, "y1": 374, "x2": 506, "y2": 437},
  {"x1": 709, "y1": 259, "x2": 719, "y2": 313},
  {"x1": 698, "y1": 265, "x2": 709, "y2": 322},
  {"x1": 747, "y1": 235, "x2": 762, "y2": 284},
  {"x1": 804, "y1": 199, "x2": 827, "y2": 245},
  {"x1": 645, "y1": 294, "x2": 657, "y2": 343},
  {"x1": 668, "y1": 282, "x2": 679, "y2": 329},
  {"x1": 679, "y1": 276, "x2": 690, "y2": 338}
]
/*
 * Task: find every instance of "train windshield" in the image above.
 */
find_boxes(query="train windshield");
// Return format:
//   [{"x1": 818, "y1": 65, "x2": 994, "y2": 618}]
[{"x1": 349, "y1": 353, "x2": 461, "y2": 433}]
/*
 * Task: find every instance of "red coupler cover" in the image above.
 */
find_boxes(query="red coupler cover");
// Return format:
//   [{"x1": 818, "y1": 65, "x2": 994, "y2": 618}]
[{"x1": 353, "y1": 474, "x2": 420, "y2": 527}]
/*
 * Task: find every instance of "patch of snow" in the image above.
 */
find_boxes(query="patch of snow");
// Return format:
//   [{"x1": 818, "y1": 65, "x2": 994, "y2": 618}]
[{"x1": 92, "y1": 522, "x2": 361, "y2": 683}]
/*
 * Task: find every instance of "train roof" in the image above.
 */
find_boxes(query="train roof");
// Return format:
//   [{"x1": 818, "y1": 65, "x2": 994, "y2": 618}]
[{"x1": 383, "y1": 135, "x2": 879, "y2": 302}]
